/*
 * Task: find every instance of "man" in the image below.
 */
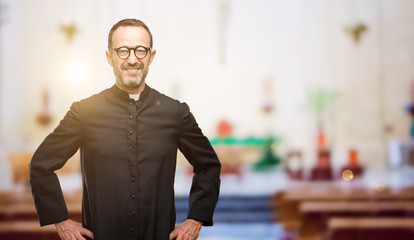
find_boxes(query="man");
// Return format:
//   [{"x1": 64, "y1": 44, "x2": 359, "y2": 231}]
[{"x1": 29, "y1": 18, "x2": 221, "y2": 240}]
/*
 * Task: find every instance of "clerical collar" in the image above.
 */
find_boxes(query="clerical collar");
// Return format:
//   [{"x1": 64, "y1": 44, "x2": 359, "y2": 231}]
[
  {"x1": 111, "y1": 84, "x2": 150, "y2": 102},
  {"x1": 129, "y1": 93, "x2": 140, "y2": 101}
]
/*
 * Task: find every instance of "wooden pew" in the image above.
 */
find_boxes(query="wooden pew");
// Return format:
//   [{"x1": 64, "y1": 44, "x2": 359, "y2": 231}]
[
  {"x1": 326, "y1": 217, "x2": 414, "y2": 240},
  {"x1": 273, "y1": 191, "x2": 301, "y2": 231},
  {"x1": 0, "y1": 202, "x2": 82, "y2": 221},
  {"x1": 0, "y1": 189, "x2": 83, "y2": 240},
  {"x1": 299, "y1": 201, "x2": 414, "y2": 240},
  {"x1": 0, "y1": 220, "x2": 60, "y2": 240},
  {"x1": 0, "y1": 190, "x2": 82, "y2": 222},
  {"x1": 300, "y1": 201, "x2": 414, "y2": 213},
  {"x1": 0, "y1": 190, "x2": 34, "y2": 205},
  {"x1": 0, "y1": 189, "x2": 82, "y2": 239},
  {"x1": 283, "y1": 186, "x2": 414, "y2": 202},
  {"x1": 273, "y1": 184, "x2": 414, "y2": 236}
]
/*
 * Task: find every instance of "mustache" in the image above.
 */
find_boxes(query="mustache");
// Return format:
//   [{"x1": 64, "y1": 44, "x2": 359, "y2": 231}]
[{"x1": 122, "y1": 63, "x2": 144, "y2": 69}]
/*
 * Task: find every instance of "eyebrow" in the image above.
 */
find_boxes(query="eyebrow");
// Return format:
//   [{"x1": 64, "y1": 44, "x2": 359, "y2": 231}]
[{"x1": 113, "y1": 45, "x2": 150, "y2": 49}]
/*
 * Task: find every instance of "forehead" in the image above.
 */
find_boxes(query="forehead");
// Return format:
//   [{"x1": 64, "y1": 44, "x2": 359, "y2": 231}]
[{"x1": 112, "y1": 26, "x2": 151, "y2": 48}]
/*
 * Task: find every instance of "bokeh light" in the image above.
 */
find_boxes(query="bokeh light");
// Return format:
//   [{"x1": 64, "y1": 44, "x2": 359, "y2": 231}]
[
  {"x1": 342, "y1": 169, "x2": 354, "y2": 181},
  {"x1": 369, "y1": 181, "x2": 385, "y2": 193},
  {"x1": 65, "y1": 60, "x2": 87, "y2": 84}
]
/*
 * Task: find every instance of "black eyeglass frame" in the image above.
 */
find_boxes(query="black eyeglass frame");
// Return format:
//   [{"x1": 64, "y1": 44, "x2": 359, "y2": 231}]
[{"x1": 112, "y1": 46, "x2": 152, "y2": 59}]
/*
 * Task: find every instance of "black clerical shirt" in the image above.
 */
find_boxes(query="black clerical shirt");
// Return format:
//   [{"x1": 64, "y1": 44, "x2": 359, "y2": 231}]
[{"x1": 29, "y1": 84, "x2": 221, "y2": 240}]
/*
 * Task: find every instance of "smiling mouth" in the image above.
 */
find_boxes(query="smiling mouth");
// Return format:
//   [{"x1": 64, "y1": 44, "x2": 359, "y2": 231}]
[{"x1": 124, "y1": 68, "x2": 140, "y2": 73}]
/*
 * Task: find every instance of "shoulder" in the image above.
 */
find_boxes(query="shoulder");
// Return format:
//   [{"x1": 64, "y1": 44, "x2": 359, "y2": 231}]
[
  {"x1": 150, "y1": 87, "x2": 180, "y2": 104},
  {"x1": 79, "y1": 88, "x2": 111, "y2": 105},
  {"x1": 66, "y1": 88, "x2": 112, "y2": 115},
  {"x1": 70, "y1": 88, "x2": 110, "y2": 107},
  {"x1": 148, "y1": 86, "x2": 191, "y2": 117},
  {"x1": 149, "y1": 87, "x2": 187, "y2": 108}
]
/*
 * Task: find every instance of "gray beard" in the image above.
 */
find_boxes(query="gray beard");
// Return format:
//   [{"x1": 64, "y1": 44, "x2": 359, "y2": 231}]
[
  {"x1": 113, "y1": 63, "x2": 149, "y2": 92},
  {"x1": 116, "y1": 73, "x2": 145, "y2": 91},
  {"x1": 111, "y1": 54, "x2": 148, "y2": 92}
]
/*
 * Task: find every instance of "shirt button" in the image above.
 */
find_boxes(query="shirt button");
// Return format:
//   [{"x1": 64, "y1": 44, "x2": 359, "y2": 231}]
[
  {"x1": 129, "y1": 102, "x2": 133, "y2": 105},
  {"x1": 131, "y1": 210, "x2": 136, "y2": 216},
  {"x1": 131, "y1": 227, "x2": 135, "y2": 232},
  {"x1": 129, "y1": 115, "x2": 133, "y2": 119},
  {"x1": 131, "y1": 194, "x2": 136, "y2": 199},
  {"x1": 129, "y1": 130, "x2": 133, "y2": 135},
  {"x1": 129, "y1": 146, "x2": 134, "y2": 151}
]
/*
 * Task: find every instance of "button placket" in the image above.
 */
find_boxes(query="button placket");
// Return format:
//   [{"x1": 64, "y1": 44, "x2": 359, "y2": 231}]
[{"x1": 126, "y1": 100, "x2": 139, "y2": 236}]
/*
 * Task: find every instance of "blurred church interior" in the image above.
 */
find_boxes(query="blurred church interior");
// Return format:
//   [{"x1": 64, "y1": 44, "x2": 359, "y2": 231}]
[{"x1": 1, "y1": 0, "x2": 414, "y2": 239}]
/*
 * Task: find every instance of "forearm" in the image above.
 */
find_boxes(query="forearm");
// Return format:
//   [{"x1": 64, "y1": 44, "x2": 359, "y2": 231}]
[
  {"x1": 30, "y1": 173, "x2": 70, "y2": 226},
  {"x1": 29, "y1": 102, "x2": 82, "y2": 226},
  {"x1": 187, "y1": 164, "x2": 221, "y2": 226}
]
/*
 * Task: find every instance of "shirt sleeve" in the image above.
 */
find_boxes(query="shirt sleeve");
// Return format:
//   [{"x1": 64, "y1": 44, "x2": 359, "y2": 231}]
[
  {"x1": 29, "y1": 102, "x2": 82, "y2": 226},
  {"x1": 178, "y1": 103, "x2": 221, "y2": 226}
]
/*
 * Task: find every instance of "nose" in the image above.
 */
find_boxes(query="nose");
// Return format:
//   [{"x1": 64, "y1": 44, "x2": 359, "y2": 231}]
[{"x1": 126, "y1": 49, "x2": 138, "y2": 64}]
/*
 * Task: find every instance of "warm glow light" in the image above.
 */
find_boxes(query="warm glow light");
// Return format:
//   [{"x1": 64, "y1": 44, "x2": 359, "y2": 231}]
[
  {"x1": 342, "y1": 169, "x2": 354, "y2": 181},
  {"x1": 65, "y1": 60, "x2": 87, "y2": 84},
  {"x1": 369, "y1": 181, "x2": 385, "y2": 193}
]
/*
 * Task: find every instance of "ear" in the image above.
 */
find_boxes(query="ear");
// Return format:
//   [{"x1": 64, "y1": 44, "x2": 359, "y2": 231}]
[
  {"x1": 105, "y1": 50, "x2": 113, "y2": 67},
  {"x1": 148, "y1": 49, "x2": 156, "y2": 65}
]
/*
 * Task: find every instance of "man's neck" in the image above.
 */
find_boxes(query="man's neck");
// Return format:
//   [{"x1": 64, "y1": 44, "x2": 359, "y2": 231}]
[{"x1": 116, "y1": 82, "x2": 145, "y2": 94}]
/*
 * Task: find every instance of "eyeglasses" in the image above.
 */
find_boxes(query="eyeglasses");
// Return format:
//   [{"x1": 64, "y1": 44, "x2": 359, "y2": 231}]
[{"x1": 112, "y1": 46, "x2": 151, "y2": 59}]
